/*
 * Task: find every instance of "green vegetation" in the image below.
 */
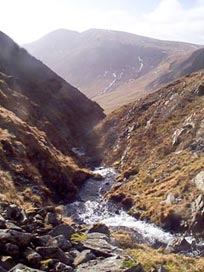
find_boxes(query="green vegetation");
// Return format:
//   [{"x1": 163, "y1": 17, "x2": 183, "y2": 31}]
[{"x1": 71, "y1": 232, "x2": 87, "y2": 243}]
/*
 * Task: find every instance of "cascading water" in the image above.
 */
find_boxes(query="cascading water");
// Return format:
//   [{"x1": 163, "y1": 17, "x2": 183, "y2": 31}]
[{"x1": 65, "y1": 167, "x2": 174, "y2": 247}]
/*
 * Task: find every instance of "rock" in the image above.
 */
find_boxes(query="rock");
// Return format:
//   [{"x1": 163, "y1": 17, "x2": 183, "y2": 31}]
[
  {"x1": 165, "y1": 193, "x2": 175, "y2": 204},
  {"x1": 157, "y1": 265, "x2": 169, "y2": 272},
  {"x1": 73, "y1": 249, "x2": 96, "y2": 266},
  {"x1": 191, "y1": 194, "x2": 204, "y2": 232},
  {"x1": 76, "y1": 256, "x2": 124, "y2": 272},
  {"x1": 165, "y1": 237, "x2": 191, "y2": 253},
  {"x1": 33, "y1": 235, "x2": 55, "y2": 247},
  {"x1": 87, "y1": 223, "x2": 110, "y2": 237},
  {"x1": 0, "y1": 215, "x2": 6, "y2": 228},
  {"x1": 82, "y1": 232, "x2": 116, "y2": 257},
  {"x1": 10, "y1": 230, "x2": 33, "y2": 247},
  {"x1": 49, "y1": 224, "x2": 75, "y2": 239},
  {"x1": 5, "y1": 243, "x2": 19, "y2": 257},
  {"x1": 24, "y1": 247, "x2": 42, "y2": 266},
  {"x1": 54, "y1": 262, "x2": 74, "y2": 272},
  {"x1": 0, "y1": 256, "x2": 15, "y2": 270},
  {"x1": 8, "y1": 263, "x2": 45, "y2": 271},
  {"x1": 5, "y1": 204, "x2": 25, "y2": 222},
  {"x1": 54, "y1": 234, "x2": 72, "y2": 250},
  {"x1": 36, "y1": 246, "x2": 72, "y2": 265},
  {"x1": 195, "y1": 171, "x2": 204, "y2": 191},
  {"x1": 194, "y1": 83, "x2": 204, "y2": 96},
  {"x1": 124, "y1": 263, "x2": 144, "y2": 272},
  {"x1": 45, "y1": 212, "x2": 60, "y2": 226}
]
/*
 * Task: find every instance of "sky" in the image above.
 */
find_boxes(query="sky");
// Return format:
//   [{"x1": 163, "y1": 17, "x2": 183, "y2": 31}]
[{"x1": 1, "y1": 0, "x2": 204, "y2": 45}]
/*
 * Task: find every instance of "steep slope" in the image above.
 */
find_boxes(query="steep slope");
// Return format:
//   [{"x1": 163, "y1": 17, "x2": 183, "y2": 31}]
[
  {"x1": 24, "y1": 29, "x2": 200, "y2": 112},
  {"x1": 95, "y1": 71, "x2": 204, "y2": 234},
  {"x1": 0, "y1": 31, "x2": 104, "y2": 206}
]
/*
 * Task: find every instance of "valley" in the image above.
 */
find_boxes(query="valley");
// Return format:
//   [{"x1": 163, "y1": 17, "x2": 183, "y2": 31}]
[{"x1": 0, "y1": 29, "x2": 204, "y2": 272}]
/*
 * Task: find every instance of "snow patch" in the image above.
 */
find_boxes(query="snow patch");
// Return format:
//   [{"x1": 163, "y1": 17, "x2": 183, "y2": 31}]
[{"x1": 138, "y1": 56, "x2": 144, "y2": 72}]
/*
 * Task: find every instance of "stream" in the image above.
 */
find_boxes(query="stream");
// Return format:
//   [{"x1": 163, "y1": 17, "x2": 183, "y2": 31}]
[{"x1": 65, "y1": 167, "x2": 204, "y2": 255}]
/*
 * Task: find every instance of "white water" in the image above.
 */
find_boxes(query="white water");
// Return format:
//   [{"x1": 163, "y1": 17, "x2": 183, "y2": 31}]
[{"x1": 65, "y1": 167, "x2": 173, "y2": 247}]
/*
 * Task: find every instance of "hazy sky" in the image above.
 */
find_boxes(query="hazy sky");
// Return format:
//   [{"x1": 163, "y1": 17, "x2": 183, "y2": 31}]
[{"x1": 1, "y1": 0, "x2": 204, "y2": 44}]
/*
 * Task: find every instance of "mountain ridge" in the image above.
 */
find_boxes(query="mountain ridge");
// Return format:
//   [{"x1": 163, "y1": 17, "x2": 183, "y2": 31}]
[{"x1": 24, "y1": 28, "x2": 201, "y2": 112}]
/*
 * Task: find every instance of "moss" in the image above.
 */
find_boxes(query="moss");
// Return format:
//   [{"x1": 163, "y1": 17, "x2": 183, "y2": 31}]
[
  {"x1": 71, "y1": 232, "x2": 87, "y2": 242},
  {"x1": 122, "y1": 259, "x2": 138, "y2": 269}
]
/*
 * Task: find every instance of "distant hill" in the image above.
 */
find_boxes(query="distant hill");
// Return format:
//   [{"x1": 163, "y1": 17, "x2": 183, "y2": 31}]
[{"x1": 24, "y1": 28, "x2": 201, "y2": 112}]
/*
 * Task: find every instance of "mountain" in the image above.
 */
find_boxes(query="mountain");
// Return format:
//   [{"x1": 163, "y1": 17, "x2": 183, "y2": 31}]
[
  {"x1": 95, "y1": 71, "x2": 204, "y2": 234},
  {"x1": 24, "y1": 29, "x2": 200, "y2": 112},
  {"x1": 0, "y1": 31, "x2": 104, "y2": 205}
]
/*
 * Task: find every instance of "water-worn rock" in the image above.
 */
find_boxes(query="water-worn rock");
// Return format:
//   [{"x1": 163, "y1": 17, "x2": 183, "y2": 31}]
[
  {"x1": 195, "y1": 171, "x2": 204, "y2": 191},
  {"x1": 165, "y1": 237, "x2": 191, "y2": 253},
  {"x1": 87, "y1": 223, "x2": 110, "y2": 237},
  {"x1": 49, "y1": 224, "x2": 74, "y2": 239}
]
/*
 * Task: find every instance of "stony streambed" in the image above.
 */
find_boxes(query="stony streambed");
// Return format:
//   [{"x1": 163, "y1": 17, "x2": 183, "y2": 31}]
[{"x1": 65, "y1": 167, "x2": 204, "y2": 257}]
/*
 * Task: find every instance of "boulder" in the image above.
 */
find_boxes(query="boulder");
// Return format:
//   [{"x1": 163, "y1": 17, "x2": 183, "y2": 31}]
[
  {"x1": 45, "y1": 212, "x2": 60, "y2": 226},
  {"x1": 8, "y1": 263, "x2": 44, "y2": 271},
  {"x1": 87, "y1": 223, "x2": 110, "y2": 237},
  {"x1": 73, "y1": 249, "x2": 96, "y2": 266},
  {"x1": 82, "y1": 232, "x2": 116, "y2": 257},
  {"x1": 5, "y1": 243, "x2": 19, "y2": 258},
  {"x1": 191, "y1": 194, "x2": 204, "y2": 232},
  {"x1": 49, "y1": 224, "x2": 74, "y2": 239},
  {"x1": 24, "y1": 247, "x2": 42, "y2": 266},
  {"x1": 5, "y1": 204, "x2": 26, "y2": 222},
  {"x1": 54, "y1": 262, "x2": 74, "y2": 272},
  {"x1": 36, "y1": 246, "x2": 72, "y2": 266},
  {"x1": 54, "y1": 234, "x2": 72, "y2": 251},
  {"x1": 0, "y1": 256, "x2": 15, "y2": 271},
  {"x1": 125, "y1": 263, "x2": 144, "y2": 272},
  {"x1": 165, "y1": 237, "x2": 191, "y2": 253}
]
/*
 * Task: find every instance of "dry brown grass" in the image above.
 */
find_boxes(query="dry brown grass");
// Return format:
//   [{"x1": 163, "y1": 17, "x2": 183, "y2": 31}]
[{"x1": 112, "y1": 230, "x2": 204, "y2": 272}]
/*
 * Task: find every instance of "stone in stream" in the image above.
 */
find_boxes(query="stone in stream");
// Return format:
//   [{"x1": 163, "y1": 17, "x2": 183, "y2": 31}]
[{"x1": 87, "y1": 223, "x2": 111, "y2": 237}]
